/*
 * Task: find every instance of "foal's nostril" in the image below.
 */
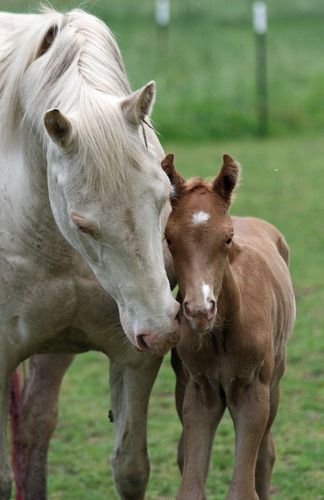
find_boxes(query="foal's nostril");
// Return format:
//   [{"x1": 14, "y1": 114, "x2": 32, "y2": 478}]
[{"x1": 209, "y1": 299, "x2": 216, "y2": 315}]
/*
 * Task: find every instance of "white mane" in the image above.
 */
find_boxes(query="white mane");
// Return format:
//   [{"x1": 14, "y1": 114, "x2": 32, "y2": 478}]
[{"x1": 0, "y1": 8, "x2": 147, "y2": 195}]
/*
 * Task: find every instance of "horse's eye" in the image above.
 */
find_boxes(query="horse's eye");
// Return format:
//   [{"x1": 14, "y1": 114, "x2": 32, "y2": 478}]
[
  {"x1": 166, "y1": 238, "x2": 172, "y2": 247},
  {"x1": 77, "y1": 224, "x2": 88, "y2": 234},
  {"x1": 225, "y1": 237, "x2": 232, "y2": 246}
]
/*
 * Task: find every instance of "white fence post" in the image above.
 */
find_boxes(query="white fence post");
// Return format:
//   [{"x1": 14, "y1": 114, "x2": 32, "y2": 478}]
[
  {"x1": 155, "y1": 0, "x2": 170, "y2": 28},
  {"x1": 252, "y1": 2, "x2": 268, "y2": 135}
]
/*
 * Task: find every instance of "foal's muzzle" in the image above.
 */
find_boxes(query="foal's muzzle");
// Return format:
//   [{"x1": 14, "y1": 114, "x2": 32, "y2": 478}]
[{"x1": 183, "y1": 299, "x2": 217, "y2": 333}]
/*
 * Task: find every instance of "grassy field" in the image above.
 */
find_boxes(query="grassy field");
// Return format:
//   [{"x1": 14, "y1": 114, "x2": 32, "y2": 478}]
[
  {"x1": 43, "y1": 134, "x2": 324, "y2": 500},
  {"x1": 0, "y1": 1, "x2": 324, "y2": 140}
]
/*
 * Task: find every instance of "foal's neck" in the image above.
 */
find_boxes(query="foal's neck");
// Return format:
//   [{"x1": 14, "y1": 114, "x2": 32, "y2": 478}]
[{"x1": 218, "y1": 255, "x2": 242, "y2": 325}]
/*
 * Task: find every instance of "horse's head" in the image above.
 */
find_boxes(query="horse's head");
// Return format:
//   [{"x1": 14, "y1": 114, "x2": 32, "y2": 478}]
[
  {"x1": 162, "y1": 153, "x2": 240, "y2": 334},
  {"x1": 43, "y1": 82, "x2": 179, "y2": 355}
]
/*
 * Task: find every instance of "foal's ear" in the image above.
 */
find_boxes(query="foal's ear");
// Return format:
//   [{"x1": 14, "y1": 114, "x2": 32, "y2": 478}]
[
  {"x1": 44, "y1": 108, "x2": 74, "y2": 150},
  {"x1": 212, "y1": 154, "x2": 240, "y2": 206},
  {"x1": 161, "y1": 154, "x2": 185, "y2": 199},
  {"x1": 121, "y1": 81, "x2": 156, "y2": 126}
]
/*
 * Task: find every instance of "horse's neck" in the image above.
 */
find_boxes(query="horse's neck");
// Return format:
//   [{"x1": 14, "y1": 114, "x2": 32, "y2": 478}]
[{"x1": 2, "y1": 131, "x2": 74, "y2": 268}]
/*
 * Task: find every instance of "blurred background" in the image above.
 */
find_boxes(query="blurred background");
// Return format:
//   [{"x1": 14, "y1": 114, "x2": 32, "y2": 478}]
[
  {"x1": 2, "y1": 1, "x2": 323, "y2": 499},
  {"x1": 2, "y1": 0, "x2": 324, "y2": 141}
]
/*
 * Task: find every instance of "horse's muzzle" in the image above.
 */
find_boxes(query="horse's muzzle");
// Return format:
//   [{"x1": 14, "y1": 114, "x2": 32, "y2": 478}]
[{"x1": 135, "y1": 320, "x2": 180, "y2": 355}]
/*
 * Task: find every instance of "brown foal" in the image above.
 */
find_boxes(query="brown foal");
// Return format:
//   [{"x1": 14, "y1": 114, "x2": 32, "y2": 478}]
[{"x1": 162, "y1": 153, "x2": 295, "y2": 500}]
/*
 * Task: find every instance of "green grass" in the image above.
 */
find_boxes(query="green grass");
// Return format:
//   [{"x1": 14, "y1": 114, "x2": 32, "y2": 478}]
[
  {"x1": 0, "y1": 0, "x2": 324, "y2": 140},
  {"x1": 43, "y1": 134, "x2": 324, "y2": 499}
]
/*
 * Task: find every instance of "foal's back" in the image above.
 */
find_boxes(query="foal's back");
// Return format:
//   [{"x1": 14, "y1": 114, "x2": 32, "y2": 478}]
[
  {"x1": 230, "y1": 216, "x2": 295, "y2": 355},
  {"x1": 232, "y1": 215, "x2": 290, "y2": 265}
]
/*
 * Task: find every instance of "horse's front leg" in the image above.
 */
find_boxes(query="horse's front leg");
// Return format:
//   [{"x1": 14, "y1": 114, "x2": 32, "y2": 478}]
[
  {"x1": 177, "y1": 378, "x2": 225, "y2": 500},
  {"x1": 0, "y1": 348, "x2": 17, "y2": 499},
  {"x1": 109, "y1": 351, "x2": 162, "y2": 500},
  {"x1": 16, "y1": 353, "x2": 74, "y2": 500},
  {"x1": 226, "y1": 377, "x2": 270, "y2": 500},
  {"x1": 0, "y1": 382, "x2": 13, "y2": 499}
]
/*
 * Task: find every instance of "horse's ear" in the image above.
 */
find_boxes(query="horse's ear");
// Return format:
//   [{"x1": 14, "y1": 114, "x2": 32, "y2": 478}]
[
  {"x1": 44, "y1": 108, "x2": 74, "y2": 149},
  {"x1": 161, "y1": 154, "x2": 185, "y2": 199},
  {"x1": 121, "y1": 81, "x2": 156, "y2": 126},
  {"x1": 212, "y1": 154, "x2": 240, "y2": 206},
  {"x1": 36, "y1": 24, "x2": 58, "y2": 58}
]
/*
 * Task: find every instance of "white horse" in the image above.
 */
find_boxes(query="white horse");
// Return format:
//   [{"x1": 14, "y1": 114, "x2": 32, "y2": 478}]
[{"x1": 0, "y1": 9, "x2": 178, "y2": 499}]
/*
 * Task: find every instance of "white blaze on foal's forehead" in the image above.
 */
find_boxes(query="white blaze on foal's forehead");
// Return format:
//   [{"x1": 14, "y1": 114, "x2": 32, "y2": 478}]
[{"x1": 192, "y1": 211, "x2": 210, "y2": 225}]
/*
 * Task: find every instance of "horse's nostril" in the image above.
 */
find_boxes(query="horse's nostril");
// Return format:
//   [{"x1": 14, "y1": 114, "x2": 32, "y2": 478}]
[{"x1": 136, "y1": 334, "x2": 149, "y2": 351}]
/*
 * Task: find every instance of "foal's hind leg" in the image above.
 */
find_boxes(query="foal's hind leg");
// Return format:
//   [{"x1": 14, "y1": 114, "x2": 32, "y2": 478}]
[
  {"x1": 16, "y1": 353, "x2": 74, "y2": 500},
  {"x1": 255, "y1": 384, "x2": 280, "y2": 500},
  {"x1": 110, "y1": 350, "x2": 162, "y2": 500}
]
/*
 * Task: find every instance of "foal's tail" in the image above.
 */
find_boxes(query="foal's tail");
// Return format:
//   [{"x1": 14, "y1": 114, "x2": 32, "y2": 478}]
[
  {"x1": 10, "y1": 369, "x2": 24, "y2": 500},
  {"x1": 277, "y1": 233, "x2": 290, "y2": 266}
]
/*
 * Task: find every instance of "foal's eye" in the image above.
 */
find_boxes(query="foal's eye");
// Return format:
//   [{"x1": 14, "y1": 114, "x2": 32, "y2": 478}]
[
  {"x1": 225, "y1": 237, "x2": 232, "y2": 246},
  {"x1": 166, "y1": 238, "x2": 172, "y2": 247}
]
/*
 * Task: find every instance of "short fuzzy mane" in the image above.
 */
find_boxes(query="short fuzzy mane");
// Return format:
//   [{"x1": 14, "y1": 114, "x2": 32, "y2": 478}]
[
  {"x1": 183, "y1": 177, "x2": 212, "y2": 193},
  {"x1": 183, "y1": 171, "x2": 240, "y2": 207},
  {"x1": 0, "y1": 8, "x2": 147, "y2": 195}
]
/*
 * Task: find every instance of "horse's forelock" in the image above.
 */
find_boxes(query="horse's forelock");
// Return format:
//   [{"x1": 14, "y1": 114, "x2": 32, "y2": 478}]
[{"x1": 75, "y1": 97, "x2": 145, "y2": 196}]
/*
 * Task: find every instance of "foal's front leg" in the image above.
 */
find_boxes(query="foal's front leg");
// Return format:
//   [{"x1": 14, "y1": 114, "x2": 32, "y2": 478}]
[
  {"x1": 177, "y1": 377, "x2": 225, "y2": 500},
  {"x1": 226, "y1": 377, "x2": 270, "y2": 500},
  {"x1": 16, "y1": 353, "x2": 74, "y2": 500},
  {"x1": 171, "y1": 348, "x2": 188, "y2": 473},
  {"x1": 109, "y1": 351, "x2": 162, "y2": 500}
]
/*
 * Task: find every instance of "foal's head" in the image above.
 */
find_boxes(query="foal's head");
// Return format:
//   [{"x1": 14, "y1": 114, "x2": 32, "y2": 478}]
[{"x1": 162, "y1": 154, "x2": 240, "y2": 334}]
